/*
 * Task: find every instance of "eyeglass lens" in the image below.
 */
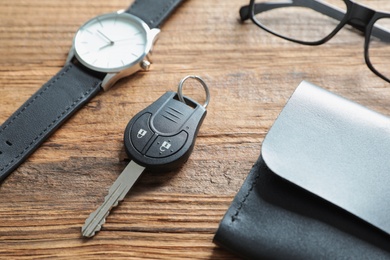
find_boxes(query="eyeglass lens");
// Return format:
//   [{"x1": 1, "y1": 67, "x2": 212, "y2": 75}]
[
  {"x1": 253, "y1": 0, "x2": 348, "y2": 43},
  {"x1": 253, "y1": 0, "x2": 390, "y2": 81},
  {"x1": 369, "y1": 18, "x2": 390, "y2": 81}
]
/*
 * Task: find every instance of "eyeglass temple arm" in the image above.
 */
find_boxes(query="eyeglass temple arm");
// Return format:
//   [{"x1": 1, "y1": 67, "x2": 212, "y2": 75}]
[{"x1": 240, "y1": 0, "x2": 389, "y2": 41}]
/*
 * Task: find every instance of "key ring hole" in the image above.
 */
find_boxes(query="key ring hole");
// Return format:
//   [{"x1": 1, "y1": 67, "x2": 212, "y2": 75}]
[{"x1": 177, "y1": 75, "x2": 210, "y2": 109}]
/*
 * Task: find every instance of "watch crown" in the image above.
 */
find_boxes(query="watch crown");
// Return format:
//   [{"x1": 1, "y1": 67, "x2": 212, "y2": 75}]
[{"x1": 140, "y1": 60, "x2": 151, "y2": 71}]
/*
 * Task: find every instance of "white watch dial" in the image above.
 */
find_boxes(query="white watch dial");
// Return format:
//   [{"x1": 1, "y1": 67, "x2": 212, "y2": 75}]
[{"x1": 74, "y1": 12, "x2": 148, "y2": 72}]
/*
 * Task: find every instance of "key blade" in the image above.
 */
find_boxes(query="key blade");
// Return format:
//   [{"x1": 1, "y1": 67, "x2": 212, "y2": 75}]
[
  {"x1": 81, "y1": 161, "x2": 145, "y2": 238},
  {"x1": 82, "y1": 185, "x2": 128, "y2": 238}
]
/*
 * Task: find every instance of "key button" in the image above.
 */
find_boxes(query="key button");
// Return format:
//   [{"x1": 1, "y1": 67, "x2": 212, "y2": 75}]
[
  {"x1": 146, "y1": 131, "x2": 188, "y2": 158},
  {"x1": 130, "y1": 113, "x2": 154, "y2": 153}
]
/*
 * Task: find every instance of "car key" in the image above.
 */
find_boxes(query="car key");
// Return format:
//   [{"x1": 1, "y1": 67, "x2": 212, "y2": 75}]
[{"x1": 81, "y1": 76, "x2": 210, "y2": 238}]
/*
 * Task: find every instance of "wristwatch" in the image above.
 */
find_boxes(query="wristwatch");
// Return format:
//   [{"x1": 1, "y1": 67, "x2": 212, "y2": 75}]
[{"x1": 0, "y1": 0, "x2": 185, "y2": 182}]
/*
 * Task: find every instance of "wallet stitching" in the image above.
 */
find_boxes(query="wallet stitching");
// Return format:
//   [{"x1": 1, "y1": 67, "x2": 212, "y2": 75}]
[
  {"x1": 231, "y1": 167, "x2": 261, "y2": 222},
  {"x1": 0, "y1": 67, "x2": 100, "y2": 173}
]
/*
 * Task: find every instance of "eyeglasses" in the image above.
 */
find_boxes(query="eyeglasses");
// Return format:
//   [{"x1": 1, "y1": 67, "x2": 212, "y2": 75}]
[{"x1": 240, "y1": 0, "x2": 390, "y2": 83}]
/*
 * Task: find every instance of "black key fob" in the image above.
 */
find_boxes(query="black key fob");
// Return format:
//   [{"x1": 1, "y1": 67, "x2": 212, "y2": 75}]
[{"x1": 124, "y1": 91, "x2": 207, "y2": 171}]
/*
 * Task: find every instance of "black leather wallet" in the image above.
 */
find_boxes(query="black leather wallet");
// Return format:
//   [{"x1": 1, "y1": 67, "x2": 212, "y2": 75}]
[{"x1": 214, "y1": 81, "x2": 390, "y2": 259}]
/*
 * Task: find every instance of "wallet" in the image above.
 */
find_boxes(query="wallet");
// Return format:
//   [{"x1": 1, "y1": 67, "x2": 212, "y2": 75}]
[{"x1": 214, "y1": 81, "x2": 390, "y2": 259}]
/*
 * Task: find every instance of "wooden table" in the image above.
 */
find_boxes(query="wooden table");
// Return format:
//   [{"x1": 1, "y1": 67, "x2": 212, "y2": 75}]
[{"x1": 1, "y1": 0, "x2": 390, "y2": 258}]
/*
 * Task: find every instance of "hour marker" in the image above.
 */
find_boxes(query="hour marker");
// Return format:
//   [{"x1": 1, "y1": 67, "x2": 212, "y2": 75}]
[
  {"x1": 97, "y1": 18, "x2": 103, "y2": 27},
  {"x1": 92, "y1": 59, "x2": 97, "y2": 64},
  {"x1": 85, "y1": 29, "x2": 93, "y2": 35},
  {"x1": 131, "y1": 53, "x2": 138, "y2": 57},
  {"x1": 121, "y1": 60, "x2": 125, "y2": 65}
]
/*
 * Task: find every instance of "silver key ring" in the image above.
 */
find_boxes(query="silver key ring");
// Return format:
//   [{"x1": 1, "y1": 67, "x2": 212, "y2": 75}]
[{"x1": 177, "y1": 75, "x2": 210, "y2": 109}]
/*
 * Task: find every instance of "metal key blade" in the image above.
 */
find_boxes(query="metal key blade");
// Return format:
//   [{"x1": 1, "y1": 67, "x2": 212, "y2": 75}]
[{"x1": 81, "y1": 160, "x2": 145, "y2": 238}]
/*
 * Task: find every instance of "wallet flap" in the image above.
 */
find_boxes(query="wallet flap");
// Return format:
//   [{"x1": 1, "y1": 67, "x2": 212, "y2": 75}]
[{"x1": 262, "y1": 81, "x2": 390, "y2": 235}]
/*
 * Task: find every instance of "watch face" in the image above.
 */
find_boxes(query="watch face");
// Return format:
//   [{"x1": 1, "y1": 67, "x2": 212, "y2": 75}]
[{"x1": 74, "y1": 12, "x2": 149, "y2": 73}]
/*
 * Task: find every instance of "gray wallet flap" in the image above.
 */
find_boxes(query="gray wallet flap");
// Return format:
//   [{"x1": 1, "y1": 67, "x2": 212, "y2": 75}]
[{"x1": 262, "y1": 81, "x2": 390, "y2": 235}]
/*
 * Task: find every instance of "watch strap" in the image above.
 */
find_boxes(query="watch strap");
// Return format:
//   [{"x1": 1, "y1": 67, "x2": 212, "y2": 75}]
[
  {"x1": 0, "y1": 63, "x2": 102, "y2": 181},
  {"x1": 126, "y1": 0, "x2": 185, "y2": 28}
]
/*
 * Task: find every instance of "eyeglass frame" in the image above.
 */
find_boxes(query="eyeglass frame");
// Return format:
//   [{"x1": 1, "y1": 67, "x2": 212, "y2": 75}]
[{"x1": 240, "y1": 0, "x2": 390, "y2": 83}]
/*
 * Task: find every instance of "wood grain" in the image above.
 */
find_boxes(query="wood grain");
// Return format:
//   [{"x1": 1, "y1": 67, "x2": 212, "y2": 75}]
[{"x1": 1, "y1": 0, "x2": 390, "y2": 258}]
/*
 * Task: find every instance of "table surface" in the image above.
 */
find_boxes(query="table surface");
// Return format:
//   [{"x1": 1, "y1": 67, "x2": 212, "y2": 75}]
[{"x1": 1, "y1": 0, "x2": 390, "y2": 258}]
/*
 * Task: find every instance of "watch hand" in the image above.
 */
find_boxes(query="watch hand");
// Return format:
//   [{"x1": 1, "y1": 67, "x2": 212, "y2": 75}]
[
  {"x1": 97, "y1": 30, "x2": 114, "y2": 44},
  {"x1": 99, "y1": 42, "x2": 115, "y2": 50},
  {"x1": 114, "y1": 37, "x2": 137, "y2": 42}
]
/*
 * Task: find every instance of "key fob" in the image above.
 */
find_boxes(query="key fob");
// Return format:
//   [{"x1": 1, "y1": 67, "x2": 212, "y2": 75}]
[{"x1": 124, "y1": 91, "x2": 207, "y2": 171}]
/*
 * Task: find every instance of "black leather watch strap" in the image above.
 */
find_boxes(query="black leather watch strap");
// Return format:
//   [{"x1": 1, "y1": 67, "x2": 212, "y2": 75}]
[
  {"x1": 0, "y1": 63, "x2": 102, "y2": 181},
  {"x1": 126, "y1": 0, "x2": 185, "y2": 28}
]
